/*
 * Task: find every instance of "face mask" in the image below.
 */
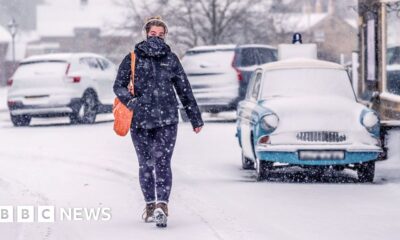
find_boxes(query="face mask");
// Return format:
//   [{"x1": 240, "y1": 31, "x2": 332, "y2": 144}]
[{"x1": 147, "y1": 36, "x2": 165, "y2": 42}]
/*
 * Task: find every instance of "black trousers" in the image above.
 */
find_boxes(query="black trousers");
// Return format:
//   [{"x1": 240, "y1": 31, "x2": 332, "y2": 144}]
[{"x1": 130, "y1": 124, "x2": 178, "y2": 203}]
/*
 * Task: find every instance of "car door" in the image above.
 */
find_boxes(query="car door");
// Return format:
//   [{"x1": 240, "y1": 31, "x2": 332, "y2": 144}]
[
  {"x1": 239, "y1": 70, "x2": 263, "y2": 160},
  {"x1": 79, "y1": 57, "x2": 105, "y2": 102},
  {"x1": 96, "y1": 57, "x2": 116, "y2": 105}
]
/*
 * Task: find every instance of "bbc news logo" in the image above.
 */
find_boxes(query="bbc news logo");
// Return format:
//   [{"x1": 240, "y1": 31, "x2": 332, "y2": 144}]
[{"x1": 0, "y1": 206, "x2": 112, "y2": 223}]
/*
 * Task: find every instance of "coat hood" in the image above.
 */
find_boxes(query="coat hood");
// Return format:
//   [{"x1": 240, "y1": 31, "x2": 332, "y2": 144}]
[{"x1": 135, "y1": 37, "x2": 171, "y2": 58}]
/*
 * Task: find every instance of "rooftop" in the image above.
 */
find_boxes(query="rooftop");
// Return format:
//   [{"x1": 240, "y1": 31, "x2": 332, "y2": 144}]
[{"x1": 37, "y1": 0, "x2": 131, "y2": 37}]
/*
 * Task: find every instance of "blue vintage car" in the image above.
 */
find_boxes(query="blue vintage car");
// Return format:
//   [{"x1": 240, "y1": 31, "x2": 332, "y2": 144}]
[{"x1": 236, "y1": 44, "x2": 382, "y2": 182}]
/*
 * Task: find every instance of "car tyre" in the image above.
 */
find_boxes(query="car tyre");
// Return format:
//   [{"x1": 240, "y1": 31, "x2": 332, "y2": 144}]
[
  {"x1": 70, "y1": 91, "x2": 98, "y2": 124},
  {"x1": 11, "y1": 114, "x2": 31, "y2": 127},
  {"x1": 241, "y1": 152, "x2": 254, "y2": 170},
  {"x1": 357, "y1": 161, "x2": 375, "y2": 183},
  {"x1": 255, "y1": 158, "x2": 272, "y2": 181}
]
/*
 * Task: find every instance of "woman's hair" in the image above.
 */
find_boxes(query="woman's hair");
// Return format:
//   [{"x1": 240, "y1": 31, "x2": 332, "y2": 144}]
[{"x1": 144, "y1": 16, "x2": 168, "y2": 34}]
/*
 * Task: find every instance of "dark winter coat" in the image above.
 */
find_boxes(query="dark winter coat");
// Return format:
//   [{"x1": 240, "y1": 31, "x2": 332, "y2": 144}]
[{"x1": 113, "y1": 37, "x2": 204, "y2": 129}]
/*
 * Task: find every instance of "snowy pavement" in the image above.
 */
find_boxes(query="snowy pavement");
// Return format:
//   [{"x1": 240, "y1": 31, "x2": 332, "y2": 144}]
[{"x1": 1, "y1": 87, "x2": 400, "y2": 240}]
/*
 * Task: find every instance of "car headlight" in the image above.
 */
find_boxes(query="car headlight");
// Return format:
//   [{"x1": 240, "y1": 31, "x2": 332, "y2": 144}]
[
  {"x1": 362, "y1": 111, "x2": 379, "y2": 129},
  {"x1": 260, "y1": 113, "x2": 279, "y2": 131}
]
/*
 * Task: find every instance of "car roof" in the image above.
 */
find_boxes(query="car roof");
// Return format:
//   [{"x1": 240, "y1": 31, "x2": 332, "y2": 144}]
[
  {"x1": 237, "y1": 44, "x2": 276, "y2": 50},
  {"x1": 21, "y1": 52, "x2": 104, "y2": 63},
  {"x1": 188, "y1": 44, "x2": 237, "y2": 52},
  {"x1": 259, "y1": 58, "x2": 345, "y2": 71},
  {"x1": 187, "y1": 44, "x2": 276, "y2": 52}
]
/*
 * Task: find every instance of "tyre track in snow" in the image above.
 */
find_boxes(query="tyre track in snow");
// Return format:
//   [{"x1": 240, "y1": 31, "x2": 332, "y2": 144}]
[{"x1": 170, "y1": 123, "x2": 292, "y2": 240}]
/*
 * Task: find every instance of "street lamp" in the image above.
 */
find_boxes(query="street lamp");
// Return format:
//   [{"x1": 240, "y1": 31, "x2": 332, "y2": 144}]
[{"x1": 7, "y1": 18, "x2": 18, "y2": 65}]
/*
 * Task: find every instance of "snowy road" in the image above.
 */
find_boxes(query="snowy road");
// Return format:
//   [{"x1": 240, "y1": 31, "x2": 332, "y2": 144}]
[{"x1": 1, "y1": 90, "x2": 400, "y2": 240}]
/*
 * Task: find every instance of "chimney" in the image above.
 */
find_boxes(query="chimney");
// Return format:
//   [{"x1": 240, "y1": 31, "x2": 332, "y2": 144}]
[
  {"x1": 302, "y1": 1, "x2": 312, "y2": 14},
  {"x1": 315, "y1": 0, "x2": 323, "y2": 13},
  {"x1": 328, "y1": 0, "x2": 335, "y2": 15}
]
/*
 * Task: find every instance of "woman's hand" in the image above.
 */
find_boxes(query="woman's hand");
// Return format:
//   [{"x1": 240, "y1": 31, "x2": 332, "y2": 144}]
[{"x1": 193, "y1": 127, "x2": 202, "y2": 134}]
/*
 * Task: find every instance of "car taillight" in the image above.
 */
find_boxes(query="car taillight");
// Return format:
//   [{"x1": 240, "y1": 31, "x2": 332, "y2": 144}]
[
  {"x1": 258, "y1": 136, "x2": 270, "y2": 144},
  {"x1": 234, "y1": 67, "x2": 243, "y2": 81},
  {"x1": 231, "y1": 54, "x2": 243, "y2": 81},
  {"x1": 64, "y1": 63, "x2": 80, "y2": 83},
  {"x1": 7, "y1": 79, "x2": 13, "y2": 86},
  {"x1": 69, "y1": 76, "x2": 81, "y2": 83}
]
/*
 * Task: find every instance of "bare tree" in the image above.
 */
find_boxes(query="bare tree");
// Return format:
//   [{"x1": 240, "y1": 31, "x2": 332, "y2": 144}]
[{"x1": 115, "y1": 0, "x2": 272, "y2": 45}]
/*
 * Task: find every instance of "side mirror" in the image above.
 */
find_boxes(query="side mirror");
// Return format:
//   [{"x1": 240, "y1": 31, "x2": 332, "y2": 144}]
[{"x1": 371, "y1": 91, "x2": 380, "y2": 103}]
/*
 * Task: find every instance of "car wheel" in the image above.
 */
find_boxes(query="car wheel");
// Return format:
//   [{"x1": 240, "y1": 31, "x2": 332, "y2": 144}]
[
  {"x1": 70, "y1": 92, "x2": 98, "y2": 124},
  {"x1": 241, "y1": 152, "x2": 254, "y2": 170},
  {"x1": 179, "y1": 109, "x2": 190, "y2": 122},
  {"x1": 255, "y1": 158, "x2": 272, "y2": 181},
  {"x1": 357, "y1": 161, "x2": 375, "y2": 183},
  {"x1": 10, "y1": 114, "x2": 31, "y2": 127}
]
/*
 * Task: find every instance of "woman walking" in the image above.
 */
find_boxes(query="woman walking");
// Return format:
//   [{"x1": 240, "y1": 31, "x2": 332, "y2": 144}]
[{"x1": 113, "y1": 16, "x2": 204, "y2": 228}]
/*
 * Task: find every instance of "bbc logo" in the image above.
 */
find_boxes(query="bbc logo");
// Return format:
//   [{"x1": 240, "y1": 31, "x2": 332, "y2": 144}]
[{"x1": 0, "y1": 206, "x2": 55, "y2": 223}]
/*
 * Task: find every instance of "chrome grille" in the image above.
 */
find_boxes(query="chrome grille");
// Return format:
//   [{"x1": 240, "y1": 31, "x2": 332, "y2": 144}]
[{"x1": 296, "y1": 131, "x2": 346, "y2": 143}]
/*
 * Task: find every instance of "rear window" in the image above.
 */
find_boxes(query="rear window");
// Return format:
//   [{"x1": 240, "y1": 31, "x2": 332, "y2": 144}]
[
  {"x1": 256, "y1": 48, "x2": 277, "y2": 64},
  {"x1": 13, "y1": 60, "x2": 68, "y2": 78},
  {"x1": 234, "y1": 48, "x2": 257, "y2": 67}
]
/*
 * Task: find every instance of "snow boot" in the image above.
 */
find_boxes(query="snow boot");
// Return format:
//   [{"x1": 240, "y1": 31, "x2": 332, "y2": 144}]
[
  {"x1": 142, "y1": 202, "x2": 156, "y2": 223},
  {"x1": 154, "y1": 202, "x2": 168, "y2": 228}
]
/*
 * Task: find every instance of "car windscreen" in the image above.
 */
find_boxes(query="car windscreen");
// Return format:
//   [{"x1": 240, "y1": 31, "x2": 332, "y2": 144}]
[
  {"x1": 13, "y1": 60, "x2": 68, "y2": 78},
  {"x1": 260, "y1": 68, "x2": 356, "y2": 100}
]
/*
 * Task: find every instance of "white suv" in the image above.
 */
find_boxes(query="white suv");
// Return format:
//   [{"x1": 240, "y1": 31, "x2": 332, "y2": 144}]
[
  {"x1": 181, "y1": 44, "x2": 277, "y2": 116},
  {"x1": 7, "y1": 53, "x2": 116, "y2": 126}
]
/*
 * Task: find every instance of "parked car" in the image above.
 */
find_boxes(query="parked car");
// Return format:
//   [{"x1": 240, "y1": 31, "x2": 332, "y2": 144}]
[
  {"x1": 181, "y1": 44, "x2": 277, "y2": 118},
  {"x1": 7, "y1": 53, "x2": 116, "y2": 126},
  {"x1": 387, "y1": 45, "x2": 400, "y2": 96},
  {"x1": 236, "y1": 44, "x2": 382, "y2": 182}
]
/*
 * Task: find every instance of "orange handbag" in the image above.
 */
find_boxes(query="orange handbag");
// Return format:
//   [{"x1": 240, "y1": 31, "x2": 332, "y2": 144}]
[{"x1": 113, "y1": 52, "x2": 136, "y2": 136}]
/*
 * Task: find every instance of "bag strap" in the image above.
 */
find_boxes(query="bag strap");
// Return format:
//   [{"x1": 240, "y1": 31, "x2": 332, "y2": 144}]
[{"x1": 129, "y1": 51, "x2": 136, "y2": 95}]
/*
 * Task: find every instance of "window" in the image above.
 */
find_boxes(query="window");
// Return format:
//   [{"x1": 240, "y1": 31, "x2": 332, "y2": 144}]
[
  {"x1": 386, "y1": 9, "x2": 400, "y2": 96},
  {"x1": 256, "y1": 48, "x2": 277, "y2": 65},
  {"x1": 251, "y1": 72, "x2": 262, "y2": 100},
  {"x1": 260, "y1": 69, "x2": 355, "y2": 100},
  {"x1": 245, "y1": 72, "x2": 257, "y2": 100},
  {"x1": 236, "y1": 48, "x2": 257, "y2": 67},
  {"x1": 97, "y1": 58, "x2": 111, "y2": 70},
  {"x1": 80, "y1": 57, "x2": 101, "y2": 70}
]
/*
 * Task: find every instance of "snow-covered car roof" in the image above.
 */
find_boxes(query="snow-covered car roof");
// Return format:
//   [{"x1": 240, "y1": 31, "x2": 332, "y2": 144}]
[
  {"x1": 21, "y1": 53, "x2": 104, "y2": 63},
  {"x1": 188, "y1": 44, "x2": 276, "y2": 52},
  {"x1": 260, "y1": 58, "x2": 345, "y2": 71},
  {"x1": 237, "y1": 44, "x2": 276, "y2": 49},
  {"x1": 188, "y1": 45, "x2": 237, "y2": 52}
]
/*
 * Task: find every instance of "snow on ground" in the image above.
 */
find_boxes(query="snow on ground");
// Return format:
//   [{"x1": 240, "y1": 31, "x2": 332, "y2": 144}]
[{"x1": 0, "y1": 86, "x2": 400, "y2": 240}]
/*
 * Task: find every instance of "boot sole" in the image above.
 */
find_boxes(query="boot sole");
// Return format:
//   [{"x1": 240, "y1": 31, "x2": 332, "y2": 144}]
[{"x1": 154, "y1": 208, "x2": 167, "y2": 228}]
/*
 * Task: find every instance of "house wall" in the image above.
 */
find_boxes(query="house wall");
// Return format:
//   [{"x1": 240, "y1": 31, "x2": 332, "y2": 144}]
[
  {"x1": 311, "y1": 16, "x2": 357, "y2": 63},
  {"x1": 29, "y1": 30, "x2": 133, "y2": 64},
  {"x1": 274, "y1": 15, "x2": 358, "y2": 64}
]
